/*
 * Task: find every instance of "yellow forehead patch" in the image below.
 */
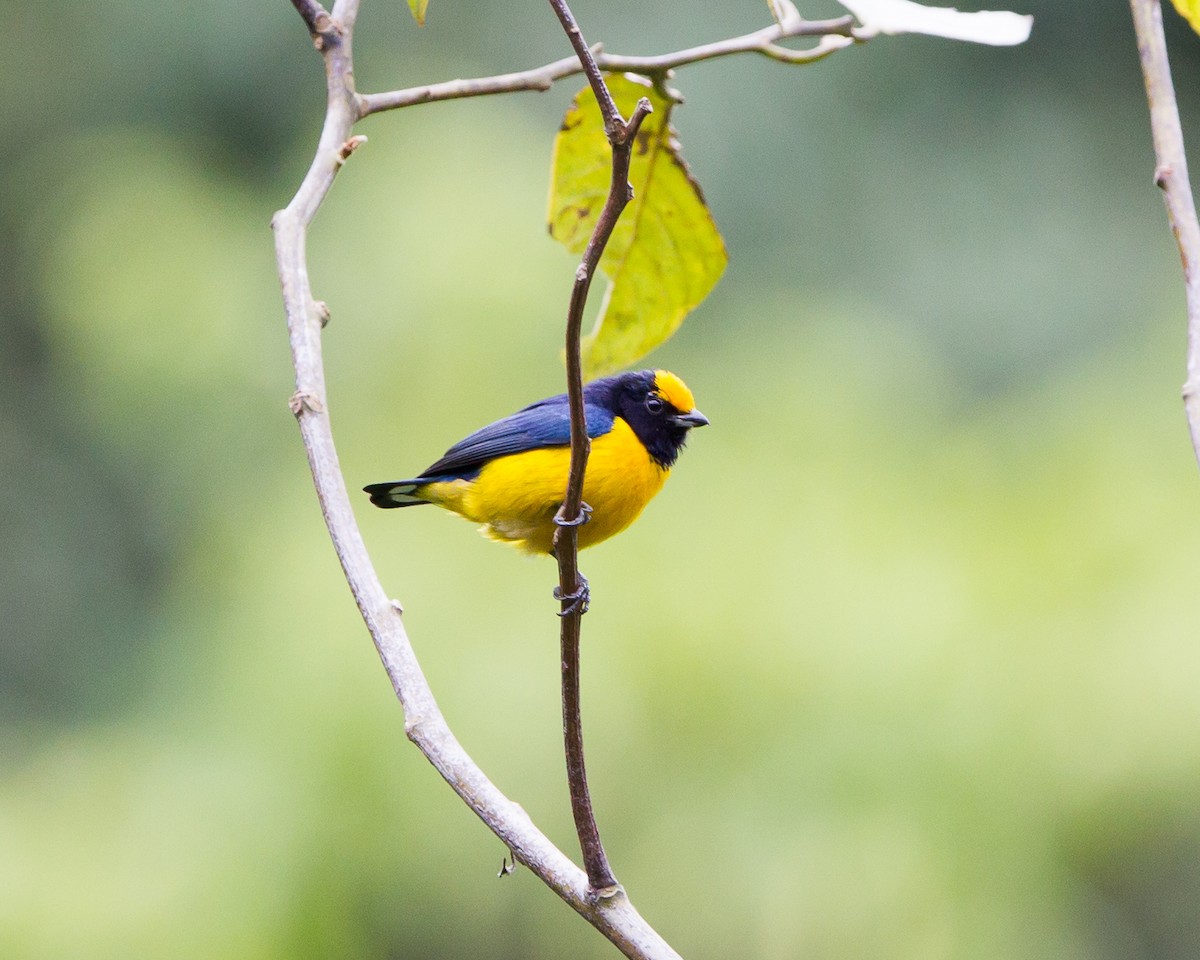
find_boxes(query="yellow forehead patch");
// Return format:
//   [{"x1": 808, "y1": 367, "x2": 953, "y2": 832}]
[{"x1": 653, "y1": 370, "x2": 696, "y2": 412}]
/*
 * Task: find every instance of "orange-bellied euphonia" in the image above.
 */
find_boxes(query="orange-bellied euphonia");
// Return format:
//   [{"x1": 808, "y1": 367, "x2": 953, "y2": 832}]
[{"x1": 363, "y1": 369, "x2": 707, "y2": 555}]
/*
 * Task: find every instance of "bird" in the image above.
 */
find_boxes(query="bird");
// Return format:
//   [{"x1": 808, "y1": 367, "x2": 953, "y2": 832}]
[{"x1": 363, "y1": 369, "x2": 708, "y2": 556}]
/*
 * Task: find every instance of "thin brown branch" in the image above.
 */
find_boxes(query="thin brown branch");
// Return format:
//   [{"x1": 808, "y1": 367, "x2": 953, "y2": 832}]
[
  {"x1": 289, "y1": 0, "x2": 341, "y2": 50},
  {"x1": 358, "y1": 16, "x2": 859, "y2": 116},
  {"x1": 1131, "y1": 0, "x2": 1200, "y2": 467},
  {"x1": 289, "y1": 0, "x2": 328, "y2": 32},
  {"x1": 595, "y1": 16, "x2": 856, "y2": 73},
  {"x1": 546, "y1": 0, "x2": 654, "y2": 896},
  {"x1": 273, "y1": 2, "x2": 680, "y2": 958},
  {"x1": 548, "y1": 0, "x2": 621, "y2": 135}
]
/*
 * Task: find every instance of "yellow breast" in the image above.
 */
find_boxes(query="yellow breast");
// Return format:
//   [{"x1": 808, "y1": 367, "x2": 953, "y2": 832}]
[{"x1": 417, "y1": 418, "x2": 668, "y2": 554}]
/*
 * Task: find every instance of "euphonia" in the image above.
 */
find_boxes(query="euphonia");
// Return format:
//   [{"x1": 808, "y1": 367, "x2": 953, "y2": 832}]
[{"x1": 363, "y1": 369, "x2": 707, "y2": 555}]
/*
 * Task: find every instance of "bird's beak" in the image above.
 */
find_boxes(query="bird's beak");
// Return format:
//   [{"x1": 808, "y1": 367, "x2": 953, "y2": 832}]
[{"x1": 670, "y1": 409, "x2": 709, "y2": 429}]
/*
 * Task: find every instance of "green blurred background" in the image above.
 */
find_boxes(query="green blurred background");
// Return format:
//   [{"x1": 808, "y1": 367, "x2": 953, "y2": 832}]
[{"x1": 4, "y1": 1, "x2": 1200, "y2": 957}]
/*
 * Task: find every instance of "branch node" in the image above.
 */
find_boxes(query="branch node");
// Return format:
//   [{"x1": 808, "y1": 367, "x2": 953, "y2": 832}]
[
  {"x1": 403, "y1": 714, "x2": 429, "y2": 743},
  {"x1": 315, "y1": 300, "x2": 332, "y2": 327},
  {"x1": 1155, "y1": 163, "x2": 1172, "y2": 190},
  {"x1": 337, "y1": 134, "x2": 368, "y2": 165},
  {"x1": 592, "y1": 882, "x2": 623, "y2": 901},
  {"x1": 288, "y1": 390, "x2": 324, "y2": 418},
  {"x1": 574, "y1": 263, "x2": 590, "y2": 282},
  {"x1": 390, "y1": 597, "x2": 405, "y2": 615}
]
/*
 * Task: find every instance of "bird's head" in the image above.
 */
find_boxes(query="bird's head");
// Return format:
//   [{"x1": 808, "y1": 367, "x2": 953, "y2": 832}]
[{"x1": 612, "y1": 369, "x2": 708, "y2": 468}]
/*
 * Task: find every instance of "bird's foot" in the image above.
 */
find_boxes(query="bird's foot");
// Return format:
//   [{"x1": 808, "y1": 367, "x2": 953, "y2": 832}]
[
  {"x1": 554, "y1": 501, "x2": 593, "y2": 528},
  {"x1": 554, "y1": 574, "x2": 590, "y2": 617}
]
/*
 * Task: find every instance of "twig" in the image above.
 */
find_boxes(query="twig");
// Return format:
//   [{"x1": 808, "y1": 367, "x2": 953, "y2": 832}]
[
  {"x1": 273, "y1": 2, "x2": 680, "y2": 958},
  {"x1": 289, "y1": 0, "x2": 340, "y2": 49},
  {"x1": 546, "y1": 0, "x2": 653, "y2": 895},
  {"x1": 1130, "y1": 0, "x2": 1200, "y2": 467},
  {"x1": 358, "y1": 16, "x2": 859, "y2": 115}
]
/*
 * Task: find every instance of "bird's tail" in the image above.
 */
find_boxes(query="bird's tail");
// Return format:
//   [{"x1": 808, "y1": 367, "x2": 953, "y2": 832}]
[{"x1": 363, "y1": 480, "x2": 431, "y2": 509}]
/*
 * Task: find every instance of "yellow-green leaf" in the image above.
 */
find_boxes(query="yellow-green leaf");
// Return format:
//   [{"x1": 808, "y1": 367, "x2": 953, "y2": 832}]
[
  {"x1": 1171, "y1": 0, "x2": 1200, "y2": 33},
  {"x1": 548, "y1": 74, "x2": 728, "y2": 380},
  {"x1": 407, "y1": 0, "x2": 429, "y2": 26}
]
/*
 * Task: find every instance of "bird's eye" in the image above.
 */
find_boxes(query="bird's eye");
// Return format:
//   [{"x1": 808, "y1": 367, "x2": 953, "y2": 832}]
[{"x1": 645, "y1": 395, "x2": 665, "y2": 415}]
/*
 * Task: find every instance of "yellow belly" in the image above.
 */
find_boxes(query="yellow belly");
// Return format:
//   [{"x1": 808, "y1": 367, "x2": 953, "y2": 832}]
[{"x1": 417, "y1": 418, "x2": 669, "y2": 554}]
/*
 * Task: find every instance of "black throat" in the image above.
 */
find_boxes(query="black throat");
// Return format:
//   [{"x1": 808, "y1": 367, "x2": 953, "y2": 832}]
[{"x1": 612, "y1": 372, "x2": 689, "y2": 469}]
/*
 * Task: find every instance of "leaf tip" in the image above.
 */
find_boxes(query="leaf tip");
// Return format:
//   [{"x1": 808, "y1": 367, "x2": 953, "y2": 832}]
[{"x1": 407, "y1": 0, "x2": 429, "y2": 26}]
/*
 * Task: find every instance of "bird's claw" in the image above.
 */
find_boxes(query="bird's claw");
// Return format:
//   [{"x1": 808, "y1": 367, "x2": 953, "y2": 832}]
[
  {"x1": 554, "y1": 574, "x2": 590, "y2": 617},
  {"x1": 554, "y1": 501, "x2": 593, "y2": 528},
  {"x1": 553, "y1": 502, "x2": 592, "y2": 615}
]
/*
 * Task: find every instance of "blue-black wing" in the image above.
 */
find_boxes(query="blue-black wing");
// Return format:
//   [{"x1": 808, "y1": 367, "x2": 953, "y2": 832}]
[
  {"x1": 363, "y1": 373, "x2": 638, "y2": 508},
  {"x1": 416, "y1": 395, "x2": 615, "y2": 480}
]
